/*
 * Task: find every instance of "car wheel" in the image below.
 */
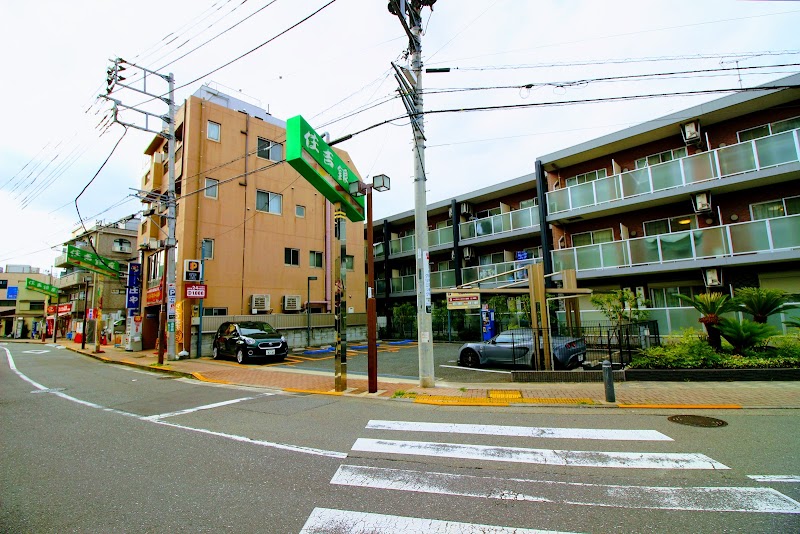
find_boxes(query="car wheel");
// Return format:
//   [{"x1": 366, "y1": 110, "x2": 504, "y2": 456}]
[
  {"x1": 212, "y1": 345, "x2": 220, "y2": 359},
  {"x1": 461, "y1": 349, "x2": 480, "y2": 368},
  {"x1": 236, "y1": 349, "x2": 246, "y2": 364}
]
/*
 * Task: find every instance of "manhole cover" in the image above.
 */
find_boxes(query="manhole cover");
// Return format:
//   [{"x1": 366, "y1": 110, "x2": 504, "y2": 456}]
[{"x1": 668, "y1": 415, "x2": 728, "y2": 427}]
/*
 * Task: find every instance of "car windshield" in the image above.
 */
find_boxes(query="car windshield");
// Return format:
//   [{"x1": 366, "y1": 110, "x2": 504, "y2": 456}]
[
  {"x1": 494, "y1": 330, "x2": 532, "y2": 343},
  {"x1": 238, "y1": 322, "x2": 279, "y2": 338}
]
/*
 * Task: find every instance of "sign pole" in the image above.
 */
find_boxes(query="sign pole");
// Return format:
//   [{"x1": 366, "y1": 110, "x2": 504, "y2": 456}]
[{"x1": 334, "y1": 206, "x2": 348, "y2": 392}]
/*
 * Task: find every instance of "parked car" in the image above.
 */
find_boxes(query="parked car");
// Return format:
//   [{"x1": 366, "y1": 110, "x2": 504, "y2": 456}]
[
  {"x1": 458, "y1": 328, "x2": 586, "y2": 370},
  {"x1": 212, "y1": 321, "x2": 288, "y2": 364}
]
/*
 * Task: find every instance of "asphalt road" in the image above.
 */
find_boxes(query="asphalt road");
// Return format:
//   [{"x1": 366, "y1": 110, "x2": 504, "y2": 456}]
[{"x1": 2, "y1": 342, "x2": 799, "y2": 533}]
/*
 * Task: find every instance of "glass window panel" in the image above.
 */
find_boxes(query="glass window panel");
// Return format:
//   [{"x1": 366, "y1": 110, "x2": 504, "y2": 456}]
[
  {"x1": 751, "y1": 200, "x2": 784, "y2": 221},
  {"x1": 441, "y1": 270, "x2": 456, "y2": 287},
  {"x1": 737, "y1": 125, "x2": 770, "y2": 142},
  {"x1": 644, "y1": 220, "x2": 669, "y2": 236},
  {"x1": 665, "y1": 287, "x2": 684, "y2": 307},
  {"x1": 635, "y1": 158, "x2": 647, "y2": 169},
  {"x1": 207, "y1": 121, "x2": 220, "y2": 141},
  {"x1": 674, "y1": 147, "x2": 687, "y2": 158},
  {"x1": 204, "y1": 178, "x2": 218, "y2": 198},
  {"x1": 571, "y1": 233, "x2": 592, "y2": 247},
  {"x1": 593, "y1": 229, "x2": 614, "y2": 243},
  {"x1": 785, "y1": 197, "x2": 800, "y2": 216},
  {"x1": 649, "y1": 288, "x2": 666, "y2": 308},
  {"x1": 771, "y1": 116, "x2": 800, "y2": 134},
  {"x1": 669, "y1": 307, "x2": 703, "y2": 331},
  {"x1": 295, "y1": 205, "x2": 305, "y2": 217},
  {"x1": 755, "y1": 131, "x2": 797, "y2": 168},
  {"x1": 670, "y1": 215, "x2": 696, "y2": 232},
  {"x1": 717, "y1": 143, "x2": 757, "y2": 175},
  {"x1": 269, "y1": 192, "x2": 282, "y2": 214},
  {"x1": 401, "y1": 235, "x2": 414, "y2": 252},
  {"x1": 256, "y1": 190, "x2": 268, "y2": 211},
  {"x1": 647, "y1": 155, "x2": 661, "y2": 166}
]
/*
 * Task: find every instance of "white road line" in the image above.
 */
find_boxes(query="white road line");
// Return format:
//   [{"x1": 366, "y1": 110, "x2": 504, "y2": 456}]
[
  {"x1": 2, "y1": 347, "x2": 347, "y2": 459},
  {"x1": 749, "y1": 475, "x2": 800, "y2": 483},
  {"x1": 351, "y1": 438, "x2": 729, "y2": 470},
  {"x1": 299, "y1": 507, "x2": 579, "y2": 534},
  {"x1": 142, "y1": 395, "x2": 272, "y2": 420},
  {"x1": 367, "y1": 419, "x2": 673, "y2": 441},
  {"x1": 333, "y1": 465, "x2": 800, "y2": 514}
]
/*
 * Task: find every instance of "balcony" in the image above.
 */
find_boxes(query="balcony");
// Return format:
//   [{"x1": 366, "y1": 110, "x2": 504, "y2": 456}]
[
  {"x1": 386, "y1": 227, "x2": 456, "y2": 258},
  {"x1": 390, "y1": 235, "x2": 415, "y2": 256},
  {"x1": 428, "y1": 226, "x2": 454, "y2": 247},
  {"x1": 459, "y1": 205, "x2": 540, "y2": 242},
  {"x1": 462, "y1": 257, "x2": 542, "y2": 288},
  {"x1": 430, "y1": 269, "x2": 456, "y2": 289},
  {"x1": 551, "y1": 214, "x2": 800, "y2": 275},
  {"x1": 390, "y1": 275, "x2": 416, "y2": 294},
  {"x1": 54, "y1": 270, "x2": 92, "y2": 289},
  {"x1": 547, "y1": 128, "x2": 800, "y2": 216}
]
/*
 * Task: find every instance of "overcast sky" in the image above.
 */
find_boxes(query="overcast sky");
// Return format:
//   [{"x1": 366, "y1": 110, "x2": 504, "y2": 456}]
[{"x1": 1, "y1": 0, "x2": 799, "y2": 272}]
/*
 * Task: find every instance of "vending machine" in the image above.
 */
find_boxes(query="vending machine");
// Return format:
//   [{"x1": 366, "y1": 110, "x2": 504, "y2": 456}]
[{"x1": 481, "y1": 309, "x2": 497, "y2": 341}]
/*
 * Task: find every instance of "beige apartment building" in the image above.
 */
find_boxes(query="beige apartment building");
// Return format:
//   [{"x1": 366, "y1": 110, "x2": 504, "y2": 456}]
[
  {"x1": 139, "y1": 86, "x2": 366, "y2": 354},
  {"x1": 0, "y1": 265, "x2": 48, "y2": 338}
]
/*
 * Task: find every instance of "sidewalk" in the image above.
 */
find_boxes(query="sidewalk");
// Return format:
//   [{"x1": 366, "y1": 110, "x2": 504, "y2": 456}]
[{"x1": 12, "y1": 338, "x2": 800, "y2": 409}]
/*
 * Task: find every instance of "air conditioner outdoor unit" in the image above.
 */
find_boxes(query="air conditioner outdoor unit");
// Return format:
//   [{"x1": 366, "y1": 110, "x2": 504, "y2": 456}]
[
  {"x1": 460, "y1": 203, "x2": 473, "y2": 215},
  {"x1": 451, "y1": 250, "x2": 456, "y2": 261},
  {"x1": 703, "y1": 268, "x2": 722, "y2": 287},
  {"x1": 250, "y1": 294, "x2": 270, "y2": 314},
  {"x1": 448, "y1": 207, "x2": 453, "y2": 218},
  {"x1": 693, "y1": 192, "x2": 711, "y2": 212},
  {"x1": 681, "y1": 119, "x2": 701, "y2": 145},
  {"x1": 462, "y1": 246, "x2": 474, "y2": 260},
  {"x1": 283, "y1": 294, "x2": 302, "y2": 312}
]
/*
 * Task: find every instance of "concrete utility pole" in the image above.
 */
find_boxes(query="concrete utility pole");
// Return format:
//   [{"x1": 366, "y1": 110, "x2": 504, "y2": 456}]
[
  {"x1": 389, "y1": 0, "x2": 436, "y2": 387},
  {"x1": 100, "y1": 58, "x2": 178, "y2": 360}
]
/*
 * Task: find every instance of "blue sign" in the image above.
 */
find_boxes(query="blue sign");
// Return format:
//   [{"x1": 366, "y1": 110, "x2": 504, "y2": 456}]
[
  {"x1": 126, "y1": 286, "x2": 141, "y2": 309},
  {"x1": 515, "y1": 251, "x2": 529, "y2": 261},
  {"x1": 127, "y1": 263, "x2": 141, "y2": 287},
  {"x1": 6, "y1": 286, "x2": 18, "y2": 299}
]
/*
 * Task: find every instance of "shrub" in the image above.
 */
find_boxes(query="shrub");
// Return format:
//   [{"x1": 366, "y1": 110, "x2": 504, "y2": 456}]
[
  {"x1": 630, "y1": 330, "x2": 722, "y2": 369},
  {"x1": 717, "y1": 317, "x2": 777, "y2": 354}
]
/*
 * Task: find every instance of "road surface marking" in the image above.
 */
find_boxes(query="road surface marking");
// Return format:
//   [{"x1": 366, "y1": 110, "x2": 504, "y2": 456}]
[
  {"x1": 366, "y1": 420, "x2": 673, "y2": 441},
  {"x1": 299, "y1": 507, "x2": 579, "y2": 534},
  {"x1": 748, "y1": 475, "x2": 800, "y2": 483},
  {"x1": 351, "y1": 438, "x2": 729, "y2": 470},
  {"x1": 3, "y1": 347, "x2": 347, "y2": 459},
  {"x1": 332, "y1": 465, "x2": 800, "y2": 514},
  {"x1": 142, "y1": 395, "x2": 272, "y2": 420},
  {"x1": 22, "y1": 350, "x2": 50, "y2": 354}
]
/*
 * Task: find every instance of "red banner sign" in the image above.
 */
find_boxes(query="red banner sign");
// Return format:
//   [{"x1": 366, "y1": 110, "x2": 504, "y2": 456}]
[
  {"x1": 46, "y1": 303, "x2": 73, "y2": 315},
  {"x1": 146, "y1": 286, "x2": 163, "y2": 306},
  {"x1": 184, "y1": 284, "x2": 207, "y2": 299}
]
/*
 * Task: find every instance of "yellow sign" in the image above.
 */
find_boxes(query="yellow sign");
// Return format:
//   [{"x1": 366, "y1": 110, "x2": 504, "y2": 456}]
[{"x1": 446, "y1": 292, "x2": 481, "y2": 310}]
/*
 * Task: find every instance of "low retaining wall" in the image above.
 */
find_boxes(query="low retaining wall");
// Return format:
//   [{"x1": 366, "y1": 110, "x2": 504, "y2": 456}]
[
  {"x1": 189, "y1": 325, "x2": 367, "y2": 358},
  {"x1": 624, "y1": 368, "x2": 800, "y2": 381},
  {"x1": 512, "y1": 370, "x2": 625, "y2": 383}
]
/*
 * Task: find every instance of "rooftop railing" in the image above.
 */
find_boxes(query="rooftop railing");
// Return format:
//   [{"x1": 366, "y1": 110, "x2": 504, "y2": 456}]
[{"x1": 547, "y1": 128, "x2": 800, "y2": 214}]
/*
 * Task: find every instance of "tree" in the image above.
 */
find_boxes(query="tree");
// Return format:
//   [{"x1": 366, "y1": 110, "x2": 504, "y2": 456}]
[
  {"x1": 676, "y1": 292, "x2": 737, "y2": 351},
  {"x1": 391, "y1": 302, "x2": 416, "y2": 338},
  {"x1": 590, "y1": 289, "x2": 650, "y2": 325},
  {"x1": 733, "y1": 287, "x2": 799, "y2": 324}
]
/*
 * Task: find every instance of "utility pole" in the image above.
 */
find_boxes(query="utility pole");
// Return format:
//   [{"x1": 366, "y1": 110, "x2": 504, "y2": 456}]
[
  {"x1": 100, "y1": 58, "x2": 178, "y2": 360},
  {"x1": 389, "y1": 0, "x2": 436, "y2": 387}
]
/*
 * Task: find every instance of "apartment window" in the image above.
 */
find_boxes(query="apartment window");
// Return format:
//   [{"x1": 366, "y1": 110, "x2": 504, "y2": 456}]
[
  {"x1": 519, "y1": 198, "x2": 538, "y2": 209},
  {"x1": 479, "y1": 252, "x2": 507, "y2": 266},
  {"x1": 309, "y1": 251, "x2": 323, "y2": 268},
  {"x1": 475, "y1": 207, "x2": 502, "y2": 219},
  {"x1": 295, "y1": 205, "x2": 305, "y2": 218},
  {"x1": 0, "y1": 300, "x2": 15, "y2": 306},
  {"x1": 201, "y1": 239, "x2": 214, "y2": 260},
  {"x1": 566, "y1": 168, "x2": 607, "y2": 187},
  {"x1": 112, "y1": 239, "x2": 132, "y2": 253},
  {"x1": 207, "y1": 121, "x2": 221, "y2": 142},
  {"x1": 257, "y1": 137, "x2": 283, "y2": 161},
  {"x1": 437, "y1": 260, "x2": 454, "y2": 271},
  {"x1": 643, "y1": 215, "x2": 696, "y2": 236},
  {"x1": 345, "y1": 255, "x2": 355, "y2": 271},
  {"x1": 635, "y1": 147, "x2": 688, "y2": 169},
  {"x1": 256, "y1": 190, "x2": 282, "y2": 214},
  {"x1": 571, "y1": 228, "x2": 613, "y2": 247},
  {"x1": 147, "y1": 250, "x2": 164, "y2": 282},
  {"x1": 0, "y1": 280, "x2": 7, "y2": 289},
  {"x1": 203, "y1": 307, "x2": 228, "y2": 316},
  {"x1": 751, "y1": 196, "x2": 800, "y2": 221},
  {"x1": 204, "y1": 178, "x2": 219, "y2": 199},
  {"x1": 284, "y1": 248, "x2": 300, "y2": 266},
  {"x1": 29, "y1": 301, "x2": 45, "y2": 311},
  {"x1": 649, "y1": 286, "x2": 703, "y2": 308},
  {"x1": 738, "y1": 116, "x2": 800, "y2": 142}
]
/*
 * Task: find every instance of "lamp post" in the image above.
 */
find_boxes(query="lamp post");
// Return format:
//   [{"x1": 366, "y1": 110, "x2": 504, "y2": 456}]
[
  {"x1": 307, "y1": 276, "x2": 318, "y2": 347},
  {"x1": 81, "y1": 276, "x2": 92, "y2": 350},
  {"x1": 350, "y1": 173, "x2": 390, "y2": 393}
]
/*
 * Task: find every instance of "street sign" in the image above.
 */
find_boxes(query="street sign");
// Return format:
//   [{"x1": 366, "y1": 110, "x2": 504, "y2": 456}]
[
  {"x1": 286, "y1": 115, "x2": 365, "y2": 222},
  {"x1": 26, "y1": 278, "x2": 59, "y2": 298},
  {"x1": 446, "y1": 292, "x2": 481, "y2": 310},
  {"x1": 184, "y1": 259, "x2": 202, "y2": 282},
  {"x1": 167, "y1": 283, "x2": 176, "y2": 319},
  {"x1": 126, "y1": 286, "x2": 141, "y2": 309},
  {"x1": 65, "y1": 245, "x2": 119, "y2": 277},
  {"x1": 184, "y1": 283, "x2": 207, "y2": 299}
]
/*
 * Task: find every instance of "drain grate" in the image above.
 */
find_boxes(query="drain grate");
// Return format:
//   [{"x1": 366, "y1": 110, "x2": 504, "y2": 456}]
[{"x1": 668, "y1": 415, "x2": 728, "y2": 427}]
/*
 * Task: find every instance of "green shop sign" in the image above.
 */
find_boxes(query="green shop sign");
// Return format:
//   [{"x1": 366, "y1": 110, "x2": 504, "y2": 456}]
[
  {"x1": 286, "y1": 115, "x2": 365, "y2": 222},
  {"x1": 65, "y1": 245, "x2": 120, "y2": 277},
  {"x1": 26, "y1": 278, "x2": 59, "y2": 298}
]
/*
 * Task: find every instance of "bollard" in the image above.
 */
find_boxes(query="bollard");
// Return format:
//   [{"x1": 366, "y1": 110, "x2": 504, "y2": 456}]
[{"x1": 602, "y1": 359, "x2": 616, "y2": 403}]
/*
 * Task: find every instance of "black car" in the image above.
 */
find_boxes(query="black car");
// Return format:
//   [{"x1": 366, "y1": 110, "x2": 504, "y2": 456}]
[
  {"x1": 212, "y1": 321, "x2": 288, "y2": 364},
  {"x1": 458, "y1": 328, "x2": 587, "y2": 370}
]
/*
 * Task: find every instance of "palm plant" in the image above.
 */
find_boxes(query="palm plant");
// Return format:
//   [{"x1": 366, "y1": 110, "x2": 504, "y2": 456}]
[
  {"x1": 718, "y1": 317, "x2": 777, "y2": 354},
  {"x1": 676, "y1": 292, "x2": 737, "y2": 351},
  {"x1": 733, "y1": 287, "x2": 799, "y2": 324}
]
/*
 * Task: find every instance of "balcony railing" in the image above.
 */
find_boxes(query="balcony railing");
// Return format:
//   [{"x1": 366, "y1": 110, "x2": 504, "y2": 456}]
[
  {"x1": 460, "y1": 205, "x2": 540, "y2": 240},
  {"x1": 462, "y1": 257, "x2": 542, "y2": 287},
  {"x1": 430, "y1": 269, "x2": 456, "y2": 289},
  {"x1": 387, "y1": 226, "x2": 456, "y2": 256},
  {"x1": 390, "y1": 275, "x2": 416, "y2": 293},
  {"x1": 373, "y1": 242, "x2": 385, "y2": 258},
  {"x1": 390, "y1": 235, "x2": 416, "y2": 255},
  {"x1": 547, "y1": 128, "x2": 800, "y2": 214},
  {"x1": 54, "y1": 270, "x2": 91, "y2": 289},
  {"x1": 428, "y1": 226, "x2": 454, "y2": 246},
  {"x1": 551, "y1": 214, "x2": 800, "y2": 273}
]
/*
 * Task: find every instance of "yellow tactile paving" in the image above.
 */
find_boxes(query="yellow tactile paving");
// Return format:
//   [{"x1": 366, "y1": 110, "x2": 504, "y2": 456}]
[
  {"x1": 519, "y1": 397, "x2": 596, "y2": 405},
  {"x1": 488, "y1": 390, "x2": 523, "y2": 399},
  {"x1": 414, "y1": 396, "x2": 511, "y2": 406}
]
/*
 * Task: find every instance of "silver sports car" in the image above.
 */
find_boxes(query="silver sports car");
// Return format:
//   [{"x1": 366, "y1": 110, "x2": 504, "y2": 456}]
[{"x1": 458, "y1": 328, "x2": 586, "y2": 370}]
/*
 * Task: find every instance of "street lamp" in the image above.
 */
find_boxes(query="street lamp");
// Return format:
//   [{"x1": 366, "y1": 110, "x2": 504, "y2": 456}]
[
  {"x1": 350, "y1": 174, "x2": 391, "y2": 393},
  {"x1": 307, "y1": 276, "x2": 318, "y2": 347}
]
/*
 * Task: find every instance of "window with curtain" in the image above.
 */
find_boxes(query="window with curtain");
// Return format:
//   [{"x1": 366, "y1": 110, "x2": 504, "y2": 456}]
[{"x1": 256, "y1": 190, "x2": 282, "y2": 214}]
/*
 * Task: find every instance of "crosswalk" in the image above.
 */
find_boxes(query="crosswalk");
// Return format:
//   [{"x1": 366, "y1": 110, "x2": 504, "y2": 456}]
[{"x1": 300, "y1": 419, "x2": 800, "y2": 533}]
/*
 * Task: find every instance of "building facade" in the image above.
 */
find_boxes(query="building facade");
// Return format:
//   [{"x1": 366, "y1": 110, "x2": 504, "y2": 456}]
[
  {"x1": 0, "y1": 265, "x2": 48, "y2": 338},
  {"x1": 374, "y1": 74, "x2": 800, "y2": 335},
  {"x1": 138, "y1": 86, "x2": 367, "y2": 354}
]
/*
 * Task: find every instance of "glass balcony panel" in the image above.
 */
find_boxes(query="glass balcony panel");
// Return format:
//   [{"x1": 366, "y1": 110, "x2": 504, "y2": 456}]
[
  {"x1": 649, "y1": 159, "x2": 682, "y2": 191},
  {"x1": 440, "y1": 269, "x2": 456, "y2": 287},
  {"x1": 430, "y1": 272, "x2": 442, "y2": 289},
  {"x1": 373, "y1": 242, "x2": 384, "y2": 257},
  {"x1": 575, "y1": 245, "x2": 602, "y2": 270},
  {"x1": 570, "y1": 182, "x2": 596, "y2": 209},
  {"x1": 718, "y1": 142, "x2": 757, "y2": 176},
  {"x1": 390, "y1": 278, "x2": 402, "y2": 293},
  {"x1": 659, "y1": 231, "x2": 695, "y2": 262},
  {"x1": 551, "y1": 249, "x2": 576, "y2": 271},
  {"x1": 476, "y1": 218, "x2": 493, "y2": 236},
  {"x1": 428, "y1": 229, "x2": 439, "y2": 246},
  {"x1": 548, "y1": 188, "x2": 571, "y2": 213},
  {"x1": 620, "y1": 168, "x2": 651, "y2": 197},
  {"x1": 668, "y1": 307, "x2": 702, "y2": 332},
  {"x1": 729, "y1": 220, "x2": 769, "y2": 254},
  {"x1": 478, "y1": 265, "x2": 498, "y2": 282},
  {"x1": 376, "y1": 279, "x2": 386, "y2": 295},
  {"x1": 402, "y1": 275, "x2": 415, "y2": 292},
  {"x1": 459, "y1": 221, "x2": 476, "y2": 239},
  {"x1": 693, "y1": 227, "x2": 728, "y2": 258},
  {"x1": 682, "y1": 152, "x2": 716, "y2": 183},
  {"x1": 494, "y1": 213, "x2": 512, "y2": 233},
  {"x1": 769, "y1": 214, "x2": 800, "y2": 249},
  {"x1": 390, "y1": 239, "x2": 401, "y2": 255},
  {"x1": 462, "y1": 267, "x2": 478, "y2": 284},
  {"x1": 401, "y1": 235, "x2": 414, "y2": 253},
  {"x1": 594, "y1": 175, "x2": 622, "y2": 204},
  {"x1": 600, "y1": 241, "x2": 628, "y2": 267},
  {"x1": 628, "y1": 237, "x2": 661, "y2": 265},
  {"x1": 510, "y1": 207, "x2": 534, "y2": 229},
  {"x1": 755, "y1": 131, "x2": 798, "y2": 168},
  {"x1": 430, "y1": 226, "x2": 453, "y2": 245}
]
